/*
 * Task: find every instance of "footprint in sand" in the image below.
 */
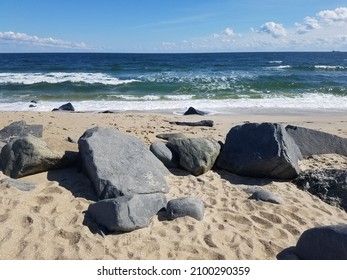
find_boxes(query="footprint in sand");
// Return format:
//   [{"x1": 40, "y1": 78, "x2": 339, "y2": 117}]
[
  {"x1": 0, "y1": 212, "x2": 10, "y2": 223},
  {"x1": 283, "y1": 223, "x2": 301, "y2": 236},
  {"x1": 204, "y1": 234, "x2": 218, "y2": 248},
  {"x1": 250, "y1": 215, "x2": 273, "y2": 229},
  {"x1": 259, "y1": 211, "x2": 282, "y2": 224},
  {"x1": 57, "y1": 229, "x2": 81, "y2": 245},
  {"x1": 36, "y1": 195, "x2": 54, "y2": 205}
]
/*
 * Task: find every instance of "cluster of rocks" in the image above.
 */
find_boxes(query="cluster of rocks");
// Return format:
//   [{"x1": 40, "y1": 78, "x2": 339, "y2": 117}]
[
  {"x1": 0, "y1": 122, "x2": 204, "y2": 234},
  {"x1": 2, "y1": 113, "x2": 347, "y2": 259}
]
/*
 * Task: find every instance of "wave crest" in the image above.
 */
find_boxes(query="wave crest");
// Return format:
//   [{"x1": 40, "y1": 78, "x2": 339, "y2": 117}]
[{"x1": 0, "y1": 72, "x2": 139, "y2": 85}]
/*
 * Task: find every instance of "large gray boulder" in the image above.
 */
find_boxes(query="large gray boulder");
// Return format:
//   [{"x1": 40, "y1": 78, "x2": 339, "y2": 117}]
[
  {"x1": 0, "y1": 135, "x2": 65, "y2": 178},
  {"x1": 78, "y1": 127, "x2": 169, "y2": 199},
  {"x1": 150, "y1": 142, "x2": 179, "y2": 168},
  {"x1": 286, "y1": 125, "x2": 347, "y2": 157},
  {"x1": 88, "y1": 193, "x2": 166, "y2": 232},
  {"x1": 293, "y1": 169, "x2": 347, "y2": 211},
  {"x1": 169, "y1": 137, "x2": 221, "y2": 176},
  {"x1": 296, "y1": 224, "x2": 347, "y2": 259},
  {"x1": 0, "y1": 120, "x2": 43, "y2": 143},
  {"x1": 217, "y1": 123, "x2": 302, "y2": 179},
  {"x1": 166, "y1": 197, "x2": 204, "y2": 221}
]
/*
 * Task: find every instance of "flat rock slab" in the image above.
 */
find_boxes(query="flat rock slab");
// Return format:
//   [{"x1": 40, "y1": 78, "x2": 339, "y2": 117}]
[
  {"x1": 169, "y1": 137, "x2": 221, "y2": 176},
  {"x1": 0, "y1": 178, "x2": 37, "y2": 191},
  {"x1": 156, "y1": 133, "x2": 187, "y2": 141},
  {"x1": 248, "y1": 190, "x2": 282, "y2": 204},
  {"x1": 286, "y1": 125, "x2": 347, "y2": 157},
  {"x1": 296, "y1": 224, "x2": 347, "y2": 259},
  {"x1": 166, "y1": 197, "x2": 204, "y2": 221},
  {"x1": 169, "y1": 120, "x2": 214, "y2": 127},
  {"x1": 293, "y1": 169, "x2": 347, "y2": 211},
  {"x1": 88, "y1": 193, "x2": 167, "y2": 232},
  {"x1": 0, "y1": 120, "x2": 43, "y2": 143},
  {"x1": 78, "y1": 127, "x2": 169, "y2": 199},
  {"x1": 0, "y1": 135, "x2": 63, "y2": 178},
  {"x1": 217, "y1": 123, "x2": 302, "y2": 179}
]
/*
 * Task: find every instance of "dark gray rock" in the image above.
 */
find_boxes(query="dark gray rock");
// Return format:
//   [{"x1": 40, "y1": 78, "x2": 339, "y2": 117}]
[
  {"x1": 293, "y1": 169, "x2": 347, "y2": 211},
  {"x1": 183, "y1": 107, "x2": 208, "y2": 116},
  {"x1": 0, "y1": 135, "x2": 65, "y2": 178},
  {"x1": 169, "y1": 120, "x2": 214, "y2": 127},
  {"x1": 296, "y1": 224, "x2": 347, "y2": 260},
  {"x1": 217, "y1": 123, "x2": 302, "y2": 179},
  {"x1": 88, "y1": 193, "x2": 166, "y2": 232},
  {"x1": 166, "y1": 197, "x2": 204, "y2": 221},
  {"x1": 0, "y1": 120, "x2": 43, "y2": 143},
  {"x1": 286, "y1": 125, "x2": 347, "y2": 157},
  {"x1": 52, "y1": 102, "x2": 75, "y2": 112},
  {"x1": 156, "y1": 133, "x2": 187, "y2": 141},
  {"x1": 248, "y1": 190, "x2": 282, "y2": 204},
  {"x1": 78, "y1": 127, "x2": 169, "y2": 199},
  {"x1": 150, "y1": 142, "x2": 178, "y2": 168},
  {"x1": 0, "y1": 178, "x2": 37, "y2": 191},
  {"x1": 169, "y1": 137, "x2": 221, "y2": 176}
]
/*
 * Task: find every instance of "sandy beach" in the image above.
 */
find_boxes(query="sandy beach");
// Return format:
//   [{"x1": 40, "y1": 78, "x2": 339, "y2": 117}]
[{"x1": 1, "y1": 109, "x2": 347, "y2": 260}]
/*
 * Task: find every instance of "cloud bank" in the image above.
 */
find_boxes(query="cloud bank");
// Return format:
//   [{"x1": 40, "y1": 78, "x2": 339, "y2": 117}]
[
  {"x1": 159, "y1": 7, "x2": 347, "y2": 52},
  {"x1": 0, "y1": 31, "x2": 89, "y2": 51}
]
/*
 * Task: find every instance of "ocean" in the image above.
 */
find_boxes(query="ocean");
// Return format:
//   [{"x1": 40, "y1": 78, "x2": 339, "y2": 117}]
[{"x1": 0, "y1": 52, "x2": 347, "y2": 113}]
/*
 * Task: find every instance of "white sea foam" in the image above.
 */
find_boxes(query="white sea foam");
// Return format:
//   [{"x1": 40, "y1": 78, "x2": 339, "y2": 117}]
[
  {"x1": 0, "y1": 72, "x2": 139, "y2": 85},
  {"x1": 268, "y1": 65, "x2": 292, "y2": 70},
  {"x1": 269, "y1": 61, "x2": 283, "y2": 64},
  {"x1": 2, "y1": 93, "x2": 347, "y2": 113},
  {"x1": 314, "y1": 65, "x2": 346, "y2": 70}
]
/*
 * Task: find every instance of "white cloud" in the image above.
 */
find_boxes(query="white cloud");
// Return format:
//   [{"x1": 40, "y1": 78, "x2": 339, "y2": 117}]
[
  {"x1": 317, "y1": 7, "x2": 347, "y2": 24},
  {"x1": 158, "y1": 7, "x2": 347, "y2": 52},
  {"x1": 259, "y1": 22, "x2": 287, "y2": 38},
  {"x1": 0, "y1": 31, "x2": 89, "y2": 50},
  {"x1": 295, "y1": 16, "x2": 321, "y2": 34},
  {"x1": 224, "y1": 27, "x2": 235, "y2": 36}
]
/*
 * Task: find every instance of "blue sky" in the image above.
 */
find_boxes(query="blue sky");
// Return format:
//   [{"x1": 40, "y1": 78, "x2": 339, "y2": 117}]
[{"x1": 1, "y1": 0, "x2": 347, "y2": 52}]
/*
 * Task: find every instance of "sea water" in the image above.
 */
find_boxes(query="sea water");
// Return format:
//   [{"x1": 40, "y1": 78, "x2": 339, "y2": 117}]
[{"x1": 0, "y1": 52, "x2": 347, "y2": 113}]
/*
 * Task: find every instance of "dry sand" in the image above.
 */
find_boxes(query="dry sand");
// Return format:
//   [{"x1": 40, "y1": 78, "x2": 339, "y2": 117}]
[{"x1": 1, "y1": 109, "x2": 347, "y2": 260}]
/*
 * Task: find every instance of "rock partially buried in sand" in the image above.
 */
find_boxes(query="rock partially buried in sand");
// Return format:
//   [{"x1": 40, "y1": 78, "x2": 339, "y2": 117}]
[
  {"x1": 78, "y1": 127, "x2": 169, "y2": 199},
  {"x1": 169, "y1": 120, "x2": 214, "y2": 127},
  {"x1": 0, "y1": 178, "x2": 37, "y2": 191},
  {"x1": 166, "y1": 197, "x2": 204, "y2": 221},
  {"x1": 217, "y1": 123, "x2": 302, "y2": 180},
  {"x1": 169, "y1": 137, "x2": 221, "y2": 176},
  {"x1": 248, "y1": 190, "x2": 282, "y2": 204},
  {"x1": 0, "y1": 135, "x2": 65, "y2": 178},
  {"x1": 156, "y1": 133, "x2": 187, "y2": 141},
  {"x1": 88, "y1": 193, "x2": 167, "y2": 232},
  {"x1": 293, "y1": 169, "x2": 347, "y2": 211},
  {"x1": 296, "y1": 224, "x2": 347, "y2": 259}
]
